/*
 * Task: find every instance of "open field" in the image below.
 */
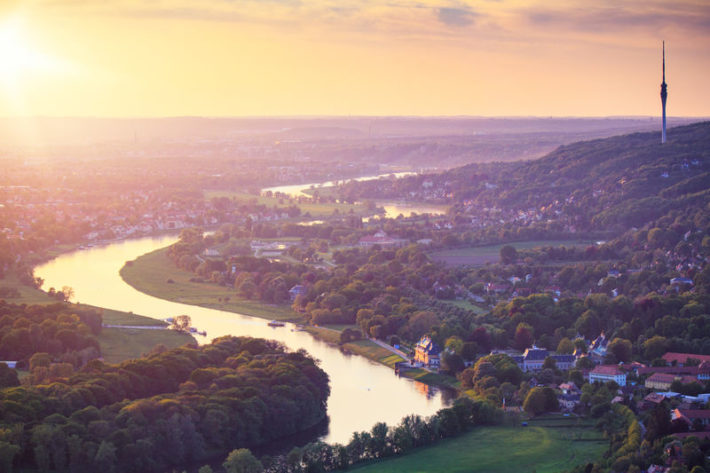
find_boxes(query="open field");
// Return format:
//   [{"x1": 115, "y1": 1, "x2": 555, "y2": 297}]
[
  {"x1": 304, "y1": 326, "x2": 405, "y2": 368},
  {"x1": 120, "y1": 247, "x2": 301, "y2": 322},
  {"x1": 97, "y1": 326, "x2": 194, "y2": 364},
  {"x1": 447, "y1": 299, "x2": 488, "y2": 314},
  {"x1": 429, "y1": 240, "x2": 593, "y2": 267},
  {"x1": 351, "y1": 417, "x2": 607, "y2": 473},
  {"x1": 204, "y1": 190, "x2": 369, "y2": 218}
]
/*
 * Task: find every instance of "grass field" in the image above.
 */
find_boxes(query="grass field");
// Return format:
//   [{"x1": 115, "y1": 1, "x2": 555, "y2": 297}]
[
  {"x1": 120, "y1": 247, "x2": 302, "y2": 322},
  {"x1": 97, "y1": 326, "x2": 194, "y2": 364},
  {"x1": 447, "y1": 299, "x2": 488, "y2": 314},
  {"x1": 429, "y1": 240, "x2": 593, "y2": 267},
  {"x1": 204, "y1": 190, "x2": 369, "y2": 218},
  {"x1": 304, "y1": 326, "x2": 406, "y2": 368},
  {"x1": 351, "y1": 417, "x2": 607, "y2": 473}
]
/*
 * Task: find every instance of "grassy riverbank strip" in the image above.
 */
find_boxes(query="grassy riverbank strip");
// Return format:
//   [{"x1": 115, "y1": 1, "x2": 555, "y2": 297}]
[
  {"x1": 120, "y1": 246, "x2": 301, "y2": 322},
  {"x1": 351, "y1": 416, "x2": 607, "y2": 473}
]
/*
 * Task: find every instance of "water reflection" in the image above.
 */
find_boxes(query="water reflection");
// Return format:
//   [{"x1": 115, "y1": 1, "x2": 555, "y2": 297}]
[{"x1": 34, "y1": 236, "x2": 452, "y2": 444}]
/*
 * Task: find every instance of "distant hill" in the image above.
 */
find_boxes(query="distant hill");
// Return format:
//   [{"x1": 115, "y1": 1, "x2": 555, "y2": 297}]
[
  {"x1": 464, "y1": 121, "x2": 710, "y2": 229},
  {"x1": 341, "y1": 121, "x2": 710, "y2": 233}
]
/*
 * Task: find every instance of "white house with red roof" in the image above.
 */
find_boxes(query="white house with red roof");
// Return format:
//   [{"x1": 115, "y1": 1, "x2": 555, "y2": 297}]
[{"x1": 589, "y1": 365, "x2": 626, "y2": 386}]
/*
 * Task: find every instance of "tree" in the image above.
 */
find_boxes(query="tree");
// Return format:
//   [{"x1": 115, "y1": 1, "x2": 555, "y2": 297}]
[
  {"x1": 223, "y1": 448, "x2": 263, "y2": 473},
  {"x1": 0, "y1": 441, "x2": 20, "y2": 473},
  {"x1": 607, "y1": 338, "x2": 632, "y2": 363},
  {"x1": 643, "y1": 336, "x2": 668, "y2": 360},
  {"x1": 542, "y1": 357, "x2": 557, "y2": 370},
  {"x1": 523, "y1": 387, "x2": 558, "y2": 416},
  {"x1": 514, "y1": 323, "x2": 534, "y2": 350},
  {"x1": 0, "y1": 363, "x2": 20, "y2": 388},
  {"x1": 500, "y1": 245, "x2": 518, "y2": 264},
  {"x1": 172, "y1": 315, "x2": 192, "y2": 332},
  {"x1": 441, "y1": 352, "x2": 465, "y2": 375},
  {"x1": 556, "y1": 337, "x2": 574, "y2": 354},
  {"x1": 61, "y1": 286, "x2": 75, "y2": 302}
]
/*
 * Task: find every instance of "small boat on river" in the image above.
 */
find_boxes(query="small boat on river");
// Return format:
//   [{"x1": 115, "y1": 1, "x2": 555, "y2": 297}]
[{"x1": 268, "y1": 320, "x2": 286, "y2": 327}]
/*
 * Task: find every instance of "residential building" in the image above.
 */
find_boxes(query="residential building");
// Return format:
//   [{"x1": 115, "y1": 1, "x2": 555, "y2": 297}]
[
  {"x1": 672, "y1": 409, "x2": 710, "y2": 428},
  {"x1": 662, "y1": 352, "x2": 710, "y2": 366},
  {"x1": 414, "y1": 336, "x2": 441, "y2": 368},
  {"x1": 589, "y1": 365, "x2": 626, "y2": 385}
]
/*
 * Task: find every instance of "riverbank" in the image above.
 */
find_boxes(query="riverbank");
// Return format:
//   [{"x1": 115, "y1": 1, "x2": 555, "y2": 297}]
[
  {"x1": 118, "y1": 245, "x2": 460, "y2": 390},
  {"x1": 0, "y1": 268, "x2": 195, "y2": 363},
  {"x1": 120, "y1": 246, "x2": 301, "y2": 321}
]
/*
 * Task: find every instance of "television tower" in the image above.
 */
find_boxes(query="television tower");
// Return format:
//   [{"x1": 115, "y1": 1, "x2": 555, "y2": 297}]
[{"x1": 660, "y1": 41, "x2": 668, "y2": 144}]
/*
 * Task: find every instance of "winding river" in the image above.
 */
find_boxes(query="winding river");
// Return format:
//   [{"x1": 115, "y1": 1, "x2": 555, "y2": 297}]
[
  {"x1": 263, "y1": 173, "x2": 448, "y2": 220},
  {"x1": 34, "y1": 235, "x2": 453, "y2": 445}
]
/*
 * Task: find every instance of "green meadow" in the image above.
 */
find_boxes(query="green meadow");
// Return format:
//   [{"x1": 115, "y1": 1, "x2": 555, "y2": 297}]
[{"x1": 352, "y1": 417, "x2": 606, "y2": 473}]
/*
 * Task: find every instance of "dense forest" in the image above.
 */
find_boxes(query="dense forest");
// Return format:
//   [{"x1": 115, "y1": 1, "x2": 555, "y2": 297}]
[
  {"x1": 0, "y1": 336, "x2": 329, "y2": 473},
  {"x1": 0, "y1": 302, "x2": 102, "y2": 368}
]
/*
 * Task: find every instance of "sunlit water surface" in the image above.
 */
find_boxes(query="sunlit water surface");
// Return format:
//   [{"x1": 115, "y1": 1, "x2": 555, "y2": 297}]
[{"x1": 35, "y1": 236, "x2": 452, "y2": 444}]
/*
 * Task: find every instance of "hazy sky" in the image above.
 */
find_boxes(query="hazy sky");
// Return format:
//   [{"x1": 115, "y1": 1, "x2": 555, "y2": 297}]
[{"x1": 0, "y1": 0, "x2": 709, "y2": 117}]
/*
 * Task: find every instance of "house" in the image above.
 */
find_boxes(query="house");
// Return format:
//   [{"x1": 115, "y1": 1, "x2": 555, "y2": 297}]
[
  {"x1": 558, "y1": 393, "x2": 581, "y2": 411},
  {"x1": 589, "y1": 365, "x2": 626, "y2": 386},
  {"x1": 638, "y1": 393, "x2": 667, "y2": 411},
  {"x1": 698, "y1": 361, "x2": 710, "y2": 381},
  {"x1": 670, "y1": 277, "x2": 694, "y2": 286},
  {"x1": 558, "y1": 382, "x2": 580, "y2": 395},
  {"x1": 358, "y1": 230, "x2": 408, "y2": 249},
  {"x1": 646, "y1": 373, "x2": 679, "y2": 391},
  {"x1": 672, "y1": 409, "x2": 710, "y2": 428},
  {"x1": 662, "y1": 352, "x2": 710, "y2": 366},
  {"x1": 648, "y1": 373, "x2": 699, "y2": 391},
  {"x1": 288, "y1": 285, "x2": 307, "y2": 302},
  {"x1": 520, "y1": 348, "x2": 548, "y2": 371},
  {"x1": 589, "y1": 333, "x2": 609, "y2": 360},
  {"x1": 513, "y1": 348, "x2": 576, "y2": 372},
  {"x1": 413, "y1": 336, "x2": 441, "y2": 368}
]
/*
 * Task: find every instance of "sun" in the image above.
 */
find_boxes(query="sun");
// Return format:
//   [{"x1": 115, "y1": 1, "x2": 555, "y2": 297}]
[{"x1": 0, "y1": 17, "x2": 62, "y2": 86}]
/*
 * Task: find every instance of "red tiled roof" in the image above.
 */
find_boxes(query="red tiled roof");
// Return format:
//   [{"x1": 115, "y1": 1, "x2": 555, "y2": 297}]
[
  {"x1": 662, "y1": 352, "x2": 710, "y2": 365},
  {"x1": 677, "y1": 409, "x2": 710, "y2": 419},
  {"x1": 647, "y1": 373, "x2": 678, "y2": 383},
  {"x1": 591, "y1": 365, "x2": 623, "y2": 376},
  {"x1": 636, "y1": 366, "x2": 698, "y2": 376}
]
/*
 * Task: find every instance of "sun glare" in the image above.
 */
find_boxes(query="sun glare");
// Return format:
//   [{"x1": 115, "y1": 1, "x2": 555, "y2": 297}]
[{"x1": 0, "y1": 17, "x2": 64, "y2": 86}]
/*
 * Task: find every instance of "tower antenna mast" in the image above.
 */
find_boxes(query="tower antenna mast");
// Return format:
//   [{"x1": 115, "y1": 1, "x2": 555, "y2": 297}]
[{"x1": 660, "y1": 41, "x2": 668, "y2": 144}]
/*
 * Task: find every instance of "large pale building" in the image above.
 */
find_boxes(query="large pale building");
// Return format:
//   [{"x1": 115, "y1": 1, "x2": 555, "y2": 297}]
[{"x1": 589, "y1": 365, "x2": 626, "y2": 386}]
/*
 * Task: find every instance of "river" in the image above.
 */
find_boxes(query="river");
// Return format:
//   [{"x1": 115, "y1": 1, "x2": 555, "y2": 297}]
[
  {"x1": 263, "y1": 173, "x2": 448, "y2": 220},
  {"x1": 34, "y1": 235, "x2": 453, "y2": 445}
]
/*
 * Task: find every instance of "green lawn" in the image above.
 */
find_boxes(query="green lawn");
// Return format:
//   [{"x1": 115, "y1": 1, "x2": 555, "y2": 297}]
[
  {"x1": 429, "y1": 240, "x2": 593, "y2": 266},
  {"x1": 120, "y1": 247, "x2": 301, "y2": 322},
  {"x1": 352, "y1": 418, "x2": 606, "y2": 473},
  {"x1": 304, "y1": 326, "x2": 406, "y2": 368},
  {"x1": 447, "y1": 299, "x2": 488, "y2": 314},
  {"x1": 97, "y1": 326, "x2": 194, "y2": 364}
]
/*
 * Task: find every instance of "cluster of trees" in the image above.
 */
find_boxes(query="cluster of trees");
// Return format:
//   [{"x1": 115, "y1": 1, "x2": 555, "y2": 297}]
[
  {"x1": 0, "y1": 302, "x2": 102, "y2": 366},
  {"x1": 0, "y1": 336, "x2": 330, "y2": 473},
  {"x1": 242, "y1": 397, "x2": 502, "y2": 473}
]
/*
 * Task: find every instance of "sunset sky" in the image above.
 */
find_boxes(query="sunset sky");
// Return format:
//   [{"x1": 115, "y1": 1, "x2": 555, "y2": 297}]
[{"x1": 0, "y1": 0, "x2": 709, "y2": 117}]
